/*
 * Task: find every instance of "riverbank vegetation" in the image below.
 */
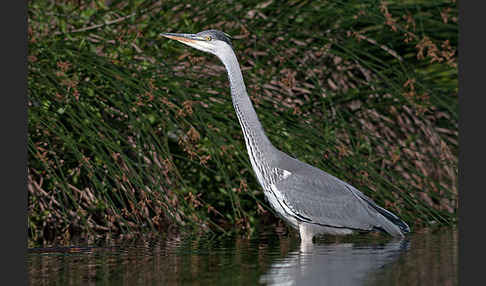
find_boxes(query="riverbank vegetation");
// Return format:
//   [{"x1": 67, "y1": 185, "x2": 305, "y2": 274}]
[{"x1": 28, "y1": 0, "x2": 458, "y2": 246}]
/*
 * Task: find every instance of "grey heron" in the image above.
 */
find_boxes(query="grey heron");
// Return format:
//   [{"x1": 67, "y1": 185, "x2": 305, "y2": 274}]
[{"x1": 161, "y1": 30, "x2": 410, "y2": 242}]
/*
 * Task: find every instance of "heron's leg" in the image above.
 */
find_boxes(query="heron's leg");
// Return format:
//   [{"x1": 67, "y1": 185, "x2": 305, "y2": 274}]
[{"x1": 299, "y1": 223, "x2": 314, "y2": 243}]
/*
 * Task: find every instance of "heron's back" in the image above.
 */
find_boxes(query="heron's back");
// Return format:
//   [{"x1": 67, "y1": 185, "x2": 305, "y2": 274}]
[{"x1": 265, "y1": 149, "x2": 409, "y2": 237}]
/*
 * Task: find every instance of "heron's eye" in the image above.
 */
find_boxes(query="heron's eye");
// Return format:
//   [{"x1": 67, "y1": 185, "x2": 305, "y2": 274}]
[{"x1": 205, "y1": 35, "x2": 212, "y2": 41}]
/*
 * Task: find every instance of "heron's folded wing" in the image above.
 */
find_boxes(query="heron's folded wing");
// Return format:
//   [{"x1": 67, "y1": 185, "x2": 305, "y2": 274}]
[{"x1": 273, "y1": 171, "x2": 376, "y2": 231}]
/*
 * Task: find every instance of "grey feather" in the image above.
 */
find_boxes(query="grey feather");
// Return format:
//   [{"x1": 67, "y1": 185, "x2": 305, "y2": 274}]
[{"x1": 272, "y1": 151, "x2": 407, "y2": 236}]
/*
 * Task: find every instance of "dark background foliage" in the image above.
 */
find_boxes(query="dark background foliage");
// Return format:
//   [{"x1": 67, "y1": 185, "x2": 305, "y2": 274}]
[{"x1": 28, "y1": 0, "x2": 458, "y2": 246}]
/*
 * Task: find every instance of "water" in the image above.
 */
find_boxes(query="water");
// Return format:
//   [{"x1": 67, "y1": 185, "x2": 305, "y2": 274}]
[{"x1": 27, "y1": 227, "x2": 457, "y2": 285}]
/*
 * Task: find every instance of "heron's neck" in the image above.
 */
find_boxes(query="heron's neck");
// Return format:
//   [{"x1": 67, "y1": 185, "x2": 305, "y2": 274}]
[{"x1": 217, "y1": 48, "x2": 274, "y2": 166}]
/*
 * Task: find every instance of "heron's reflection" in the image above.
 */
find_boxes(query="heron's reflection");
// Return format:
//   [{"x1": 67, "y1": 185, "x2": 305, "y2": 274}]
[{"x1": 260, "y1": 238, "x2": 409, "y2": 286}]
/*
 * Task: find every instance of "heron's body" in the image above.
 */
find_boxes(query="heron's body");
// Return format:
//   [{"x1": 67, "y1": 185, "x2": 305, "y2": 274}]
[{"x1": 161, "y1": 30, "x2": 410, "y2": 242}]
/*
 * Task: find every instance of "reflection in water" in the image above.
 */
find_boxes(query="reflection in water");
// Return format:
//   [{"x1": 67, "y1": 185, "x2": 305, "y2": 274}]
[
  {"x1": 260, "y1": 239, "x2": 409, "y2": 286},
  {"x1": 27, "y1": 228, "x2": 457, "y2": 285}
]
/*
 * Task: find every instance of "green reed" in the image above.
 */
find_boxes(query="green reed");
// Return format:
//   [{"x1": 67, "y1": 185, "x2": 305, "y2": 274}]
[{"x1": 28, "y1": 0, "x2": 457, "y2": 245}]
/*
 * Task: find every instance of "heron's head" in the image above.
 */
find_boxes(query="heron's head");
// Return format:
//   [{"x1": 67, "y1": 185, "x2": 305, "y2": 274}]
[{"x1": 160, "y1": 30, "x2": 233, "y2": 57}]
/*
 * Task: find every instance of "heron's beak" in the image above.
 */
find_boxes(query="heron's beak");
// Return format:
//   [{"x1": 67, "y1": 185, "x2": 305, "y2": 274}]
[
  {"x1": 160, "y1": 33, "x2": 200, "y2": 44},
  {"x1": 161, "y1": 32, "x2": 213, "y2": 53}
]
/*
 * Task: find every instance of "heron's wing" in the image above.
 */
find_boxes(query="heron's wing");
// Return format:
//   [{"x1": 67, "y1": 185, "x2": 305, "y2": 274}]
[{"x1": 272, "y1": 167, "x2": 378, "y2": 231}]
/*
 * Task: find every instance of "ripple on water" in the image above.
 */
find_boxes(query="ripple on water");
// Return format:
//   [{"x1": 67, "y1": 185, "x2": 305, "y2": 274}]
[{"x1": 27, "y1": 227, "x2": 457, "y2": 286}]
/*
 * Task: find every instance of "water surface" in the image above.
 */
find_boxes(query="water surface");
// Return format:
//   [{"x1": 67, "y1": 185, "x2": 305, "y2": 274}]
[{"x1": 27, "y1": 227, "x2": 457, "y2": 285}]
